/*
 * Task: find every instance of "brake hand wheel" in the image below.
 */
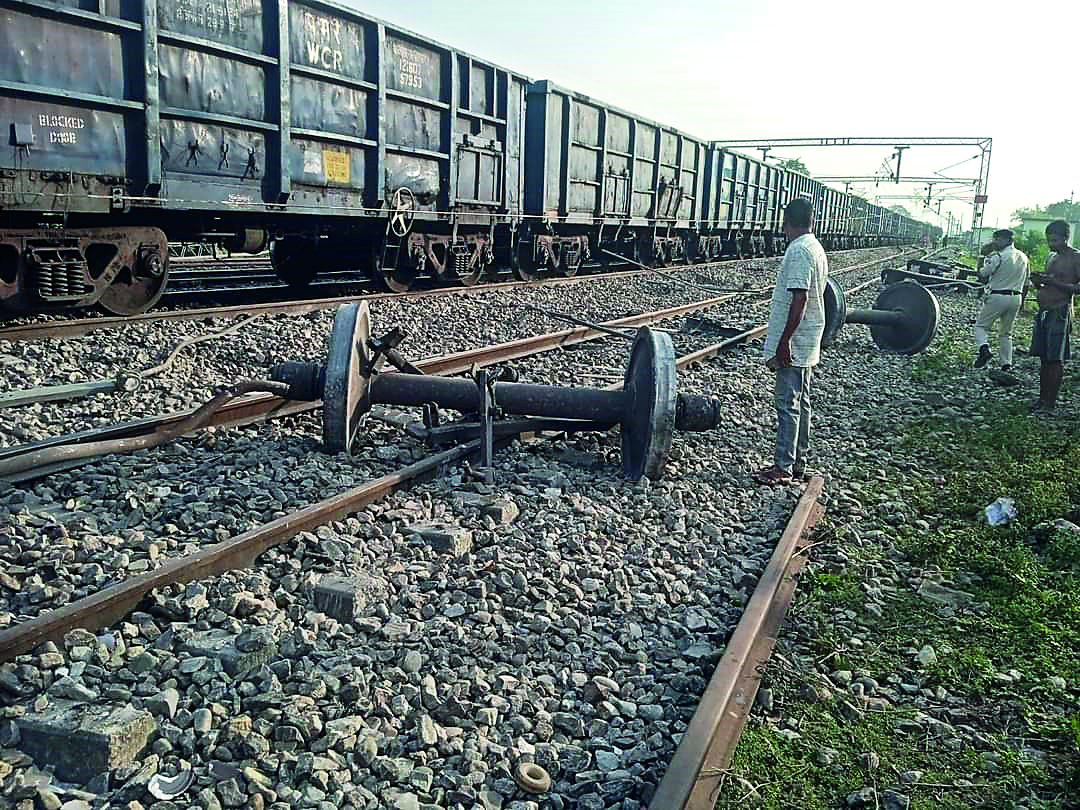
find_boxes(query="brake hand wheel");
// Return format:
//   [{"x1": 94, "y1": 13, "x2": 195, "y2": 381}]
[{"x1": 389, "y1": 187, "x2": 415, "y2": 238}]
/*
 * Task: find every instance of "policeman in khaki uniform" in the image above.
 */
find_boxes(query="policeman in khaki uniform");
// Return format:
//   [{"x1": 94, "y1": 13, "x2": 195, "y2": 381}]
[{"x1": 973, "y1": 229, "x2": 1029, "y2": 371}]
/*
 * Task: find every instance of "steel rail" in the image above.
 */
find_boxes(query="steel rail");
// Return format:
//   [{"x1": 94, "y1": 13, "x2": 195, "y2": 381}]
[
  {"x1": 0, "y1": 247, "x2": 909, "y2": 343},
  {"x1": 0, "y1": 253, "x2": 906, "y2": 483},
  {"x1": 0, "y1": 261, "x2": 893, "y2": 660},
  {"x1": 0, "y1": 440, "x2": 481, "y2": 660},
  {"x1": 0, "y1": 317, "x2": 828, "y2": 661},
  {"x1": 0, "y1": 261, "x2": 744, "y2": 343},
  {"x1": 641, "y1": 258, "x2": 935, "y2": 807},
  {"x1": 649, "y1": 477, "x2": 826, "y2": 810}
]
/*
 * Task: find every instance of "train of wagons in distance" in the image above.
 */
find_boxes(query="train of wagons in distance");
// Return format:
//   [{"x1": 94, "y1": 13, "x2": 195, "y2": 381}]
[{"x1": 0, "y1": 0, "x2": 942, "y2": 317}]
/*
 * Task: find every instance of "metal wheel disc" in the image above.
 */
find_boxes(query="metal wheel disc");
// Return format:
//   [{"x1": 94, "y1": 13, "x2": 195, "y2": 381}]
[
  {"x1": 98, "y1": 232, "x2": 171, "y2": 315},
  {"x1": 389, "y1": 188, "x2": 415, "y2": 238},
  {"x1": 323, "y1": 302, "x2": 373, "y2": 453},
  {"x1": 98, "y1": 263, "x2": 169, "y2": 316},
  {"x1": 620, "y1": 327, "x2": 677, "y2": 480},
  {"x1": 821, "y1": 277, "x2": 847, "y2": 349},
  {"x1": 870, "y1": 281, "x2": 940, "y2": 354}
]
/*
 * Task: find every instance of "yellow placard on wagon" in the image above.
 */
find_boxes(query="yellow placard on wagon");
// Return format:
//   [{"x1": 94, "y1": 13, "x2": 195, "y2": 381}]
[{"x1": 322, "y1": 150, "x2": 350, "y2": 184}]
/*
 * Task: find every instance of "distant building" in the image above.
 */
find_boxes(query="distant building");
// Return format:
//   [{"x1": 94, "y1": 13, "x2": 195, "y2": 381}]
[{"x1": 1016, "y1": 215, "x2": 1079, "y2": 244}]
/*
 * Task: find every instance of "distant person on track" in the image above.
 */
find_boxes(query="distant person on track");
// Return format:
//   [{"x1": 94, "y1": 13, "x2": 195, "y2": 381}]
[
  {"x1": 1029, "y1": 220, "x2": 1080, "y2": 411},
  {"x1": 754, "y1": 198, "x2": 828, "y2": 486},
  {"x1": 973, "y1": 229, "x2": 1029, "y2": 371}
]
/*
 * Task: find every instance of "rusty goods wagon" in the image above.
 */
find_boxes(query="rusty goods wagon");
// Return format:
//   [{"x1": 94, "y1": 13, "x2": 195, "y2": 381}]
[
  {"x1": 0, "y1": 0, "x2": 529, "y2": 312},
  {"x1": 701, "y1": 149, "x2": 783, "y2": 258},
  {"x1": 523, "y1": 81, "x2": 708, "y2": 273}
]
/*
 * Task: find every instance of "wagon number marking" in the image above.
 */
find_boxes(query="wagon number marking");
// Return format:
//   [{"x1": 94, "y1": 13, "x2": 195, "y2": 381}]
[{"x1": 392, "y1": 42, "x2": 427, "y2": 92}]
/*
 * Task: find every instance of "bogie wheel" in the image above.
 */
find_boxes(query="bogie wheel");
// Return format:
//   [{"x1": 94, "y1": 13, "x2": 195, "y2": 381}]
[
  {"x1": 559, "y1": 249, "x2": 580, "y2": 278},
  {"x1": 374, "y1": 244, "x2": 416, "y2": 293},
  {"x1": 271, "y1": 239, "x2": 317, "y2": 287},
  {"x1": 98, "y1": 255, "x2": 169, "y2": 316}
]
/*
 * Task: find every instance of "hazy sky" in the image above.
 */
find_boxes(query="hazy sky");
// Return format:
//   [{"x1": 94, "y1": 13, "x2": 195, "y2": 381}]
[{"x1": 346, "y1": 0, "x2": 1077, "y2": 232}]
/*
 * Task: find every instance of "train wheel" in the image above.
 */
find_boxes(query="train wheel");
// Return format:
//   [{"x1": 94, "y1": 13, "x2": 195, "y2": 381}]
[
  {"x1": 513, "y1": 244, "x2": 540, "y2": 281},
  {"x1": 457, "y1": 262, "x2": 483, "y2": 286},
  {"x1": 271, "y1": 239, "x2": 316, "y2": 287},
  {"x1": 98, "y1": 254, "x2": 169, "y2": 316},
  {"x1": 374, "y1": 245, "x2": 415, "y2": 293}
]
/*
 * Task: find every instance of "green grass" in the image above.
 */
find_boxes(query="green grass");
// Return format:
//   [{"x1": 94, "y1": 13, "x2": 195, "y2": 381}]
[
  {"x1": 714, "y1": 378, "x2": 1080, "y2": 809},
  {"x1": 911, "y1": 332, "x2": 971, "y2": 384}
]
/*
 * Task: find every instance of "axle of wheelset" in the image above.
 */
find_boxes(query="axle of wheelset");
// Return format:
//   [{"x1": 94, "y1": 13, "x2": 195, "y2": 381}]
[
  {"x1": 822, "y1": 279, "x2": 940, "y2": 355},
  {"x1": 270, "y1": 302, "x2": 725, "y2": 480}
]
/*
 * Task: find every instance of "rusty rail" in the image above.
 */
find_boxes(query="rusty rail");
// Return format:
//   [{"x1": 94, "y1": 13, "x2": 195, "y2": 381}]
[
  {"x1": 0, "y1": 260, "x2": 739, "y2": 343},
  {"x1": 0, "y1": 248, "x2": 911, "y2": 343},
  {"x1": 0, "y1": 263, "x2": 863, "y2": 660},
  {"x1": 0, "y1": 441, "x2": 480, "y2": 659},
  {"x1": 649, "y1": 477, "x2": 826, "y2": 809},
  {"x1": 0, "y1": 253, "x2": 906, "y2": 484},
  {"x1": 0, "y1": 329, "x2": 821, "y2": 662},
  {"x1": 0, "y1": 258, "x2": 901, "y2": 659}
]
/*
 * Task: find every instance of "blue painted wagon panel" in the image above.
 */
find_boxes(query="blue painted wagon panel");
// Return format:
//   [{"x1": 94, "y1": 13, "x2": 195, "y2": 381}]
[
  {"x1": 158, "y1": 0, "x2": 264, "y2": 53},
  {"x1": 289, "y1": 76, "x2": 369, "y2": 138},
  {"x1": 1, "y1": 0, "x2": 525, "y2": 224},
  {"x1": 384, "y1": 99, "x2": 444, "y2": 154},
  {"x1": 0, "y1": 97, "x2": 125, "y2": 176},
  {"x1": 289, "y1": 140, "x2": 365, "y2": 191},
  {"x1": 36, "y1": 0, "x2": 132, "y2": 16},
  {"x1": 158, "y1": 44, "x2": 267, "y2": 121},
  {"x1": 0, "y1": 8, "x2": 126, "y2": 98},
  {"x1": 289, "y1": 3, "x2": 369, "y2": 81},
  {"x1": 385, "y1": 35, "x2": 442, "y2": 101},
  {"x1": 160, "y1": 119, "x2": 265, "y2": 182}
]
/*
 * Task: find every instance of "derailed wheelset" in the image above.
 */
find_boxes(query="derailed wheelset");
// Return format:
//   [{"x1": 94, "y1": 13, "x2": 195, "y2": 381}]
[
  {"x1": 822, "y1": 279, "x2": 940, "y2": 355},
  {"x1": 270, "y1": 302, "x2": 727, "y2": 480}
]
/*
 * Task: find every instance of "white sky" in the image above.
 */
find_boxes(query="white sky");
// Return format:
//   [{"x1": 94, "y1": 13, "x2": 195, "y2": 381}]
[{"x1": 345, "y1": 0, "x2": 1079, "y2": 233}]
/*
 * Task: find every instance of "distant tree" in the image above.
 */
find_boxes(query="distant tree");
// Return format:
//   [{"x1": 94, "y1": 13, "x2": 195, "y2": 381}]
[
  {"x1": 1014, "y1": 229, "x2": 1050, "y2": 271},
  {"x1": 1012, "y1": 206, "x2": 1046, "y2": 222},
  {"x1": 774, "y1": 158, "x2": 810, "y2": 176},
  {"x1": 1044, "y1": 199, "x2": 1080, "y2": 220},
  {"x1": 1011, "y1": 200, "x2": 1080, "y2": 223},
  {"x1": 889, "y1": 205, "x2": 912, "y2": 218}
]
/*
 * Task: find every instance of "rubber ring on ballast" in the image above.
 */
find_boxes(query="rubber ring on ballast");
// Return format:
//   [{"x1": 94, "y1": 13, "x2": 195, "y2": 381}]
[{"x1": 514, "y1": 762, "x2": 552, "y2": 794}]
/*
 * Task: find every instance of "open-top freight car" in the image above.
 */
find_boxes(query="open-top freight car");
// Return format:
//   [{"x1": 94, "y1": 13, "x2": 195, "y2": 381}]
[
  {"x1": 523, "y1": 81, "x2": 709, "y2": 275},
  {"x1": 700, "y1": 148, "x2": 783, "y2": 259},
  {"x1": 0, "y1": 0, "x2": 943, "y2": 317},
  {"x1": 0, "y1": 0, "x2": 531, "y2": 313}
]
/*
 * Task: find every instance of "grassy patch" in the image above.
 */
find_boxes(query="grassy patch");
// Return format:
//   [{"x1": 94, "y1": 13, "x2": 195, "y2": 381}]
[
  {"x1": 714, "y1": 391, "x2": 1080, "y2": 809},
  {"x1": 719, "y1": 707, "x2": 1041, "y2": 810},
  {"x1": 911, "y1": 332, "x2": 971, "y2": 383},
  {"x1": 899, "y1": 402, "x2": 1080, "y2": 696}
]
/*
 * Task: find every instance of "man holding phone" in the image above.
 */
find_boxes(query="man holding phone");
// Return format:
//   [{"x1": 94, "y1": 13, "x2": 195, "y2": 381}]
[
  {"x1": 1029, "y1": 220, "x2": 1080, "y2": 412},
  {"x1": 754, "y1": 197, "x2": 829, "y2": 485}
]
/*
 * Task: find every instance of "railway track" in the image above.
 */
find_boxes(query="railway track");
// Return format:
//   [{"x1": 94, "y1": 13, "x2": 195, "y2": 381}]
[
  {"x1": 0, "y1": 250, "x2": 936, "y2": 808},
  {"x1": 0, "y1": 253, "x2": 905, "y2": 482},
  {"x1": 0, "y1": 246, "x2": 907, "y2": 344}
]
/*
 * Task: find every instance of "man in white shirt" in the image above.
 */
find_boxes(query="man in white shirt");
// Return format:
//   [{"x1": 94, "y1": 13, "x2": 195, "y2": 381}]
[
  {"x1": 974, "y1": 229, "x2": 1029, "y2": 370},
  {"x1": 754, "y1": 198, "x2": 828, "y2": 486}
]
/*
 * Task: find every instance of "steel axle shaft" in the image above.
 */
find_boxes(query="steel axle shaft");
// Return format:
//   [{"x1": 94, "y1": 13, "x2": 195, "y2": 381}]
[{"x1": 271, "y1": 302, "x2": 724, "y2": 480}]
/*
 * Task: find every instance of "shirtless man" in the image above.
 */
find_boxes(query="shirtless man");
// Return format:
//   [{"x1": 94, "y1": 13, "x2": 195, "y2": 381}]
[{"x1": 1029, "y1": 220, "x2": 1080, "y2": 411}]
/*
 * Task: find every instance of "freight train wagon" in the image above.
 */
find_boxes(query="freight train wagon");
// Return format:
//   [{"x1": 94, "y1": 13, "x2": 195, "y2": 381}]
[
  {"x1": 701, "y1": 148, "x2": 783, "y2": 259},
  {"x1": 1, "y1": 0, "x2": 941, "y2": 317},
  {"x1": 0, "y1": 0, "x2": 531, "y2": 313},
  {"x1": 522, "y1": 81, "x2": 709, "y2": 274}
]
